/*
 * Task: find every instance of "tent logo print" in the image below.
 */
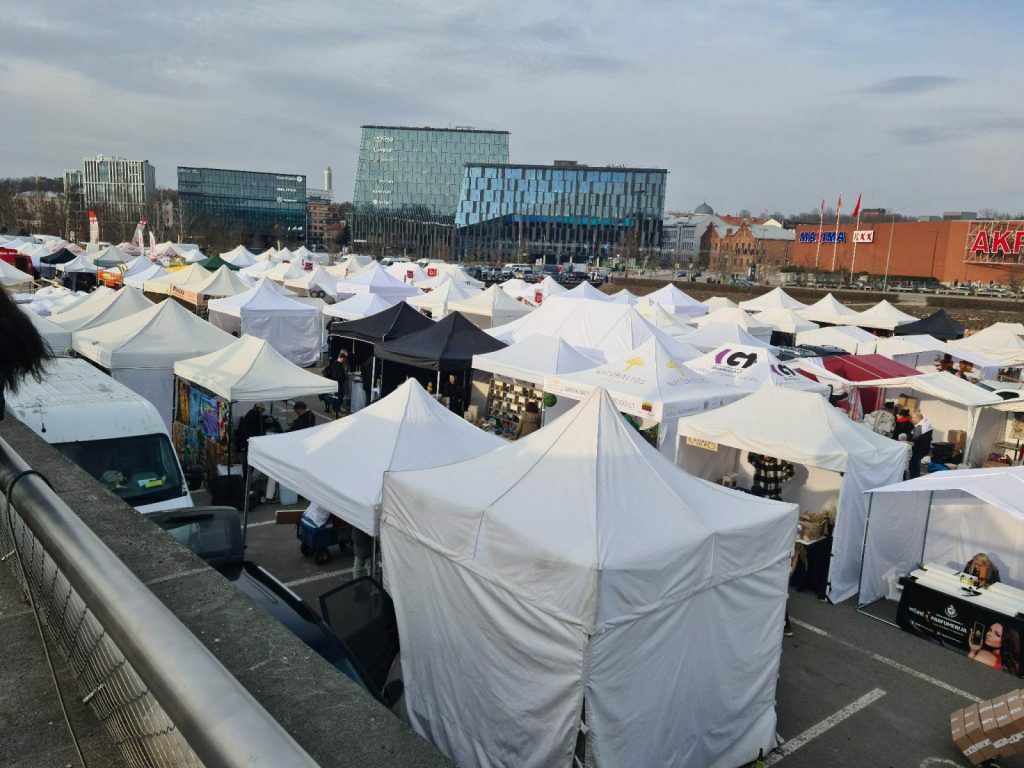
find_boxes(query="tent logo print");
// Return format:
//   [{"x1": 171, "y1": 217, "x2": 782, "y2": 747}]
[
  {"x1": 944, "y1": 604, "x2": 958, "y2": 619},
  {"x1": 714, "y1": 348, "x2": 758, "y2": 369},
  {"x1": 623, "y1": 356, "x2": 645, "y2": 373},
  {"x1": 769, "y1": 363, "x2": 797, "y2": 377}
]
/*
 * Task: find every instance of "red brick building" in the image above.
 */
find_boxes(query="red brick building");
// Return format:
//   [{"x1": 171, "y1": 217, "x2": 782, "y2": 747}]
[
  {"x1": 790, "y1": 219, "x2": 1024, "y2": 285},
  {"x1": 707, "y1": 220, "x2": 794, "y2": 280}
]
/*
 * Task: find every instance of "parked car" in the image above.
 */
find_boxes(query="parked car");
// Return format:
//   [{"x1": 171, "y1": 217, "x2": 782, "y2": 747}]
[{"x1": 729, "y1": 278, "x2": 755, "y2": 288}]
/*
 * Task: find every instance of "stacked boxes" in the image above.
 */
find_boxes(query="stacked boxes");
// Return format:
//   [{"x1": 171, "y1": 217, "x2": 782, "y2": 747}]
[{"x1": 951, "y1": 691, "x2": 1024, "y2": 765}]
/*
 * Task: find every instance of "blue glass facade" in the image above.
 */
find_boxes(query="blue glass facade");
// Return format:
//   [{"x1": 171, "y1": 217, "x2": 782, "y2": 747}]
[
  {"x1": 177, "y1": 166, "x2": 307, "y2": 249},
  {"x1": 454, "y1": 163, "x2": 667, "y2": 261},
  {"x1": 352, "y1": 125, "x2": 509, "y2": 257}
]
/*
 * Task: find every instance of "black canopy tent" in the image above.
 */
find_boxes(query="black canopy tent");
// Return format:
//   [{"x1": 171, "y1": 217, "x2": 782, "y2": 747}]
[
  {"x1": 37, "y1": 248, "x2": 77, "y2": 279},
  {"x1": 894, "y1": 308, "x2": 966, "y2": 341}
]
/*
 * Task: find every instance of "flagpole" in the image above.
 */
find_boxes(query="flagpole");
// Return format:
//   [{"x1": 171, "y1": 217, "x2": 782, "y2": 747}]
[
  {"x1": 849, "y1": 207, "x2": 863, "y2": 283},
  {"x1": 830, "y1": 194, "x2": 842, "y2": 272},
  {"x1": 814, "y1": 200, "x2": 824, "y2": 270}
]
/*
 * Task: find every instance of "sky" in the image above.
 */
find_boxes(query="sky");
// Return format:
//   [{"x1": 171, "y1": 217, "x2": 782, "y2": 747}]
[{"x1": 2, "y1": 0, "x2": 1023, "y2": 216}]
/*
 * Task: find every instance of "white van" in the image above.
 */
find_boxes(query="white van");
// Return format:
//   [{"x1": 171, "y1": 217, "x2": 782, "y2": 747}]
[{"x1": 7, "y1": 358, "x2": 193, "y2": 514}]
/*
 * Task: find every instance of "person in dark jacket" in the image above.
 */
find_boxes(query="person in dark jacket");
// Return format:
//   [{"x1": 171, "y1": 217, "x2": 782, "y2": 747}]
[
  {"x1": 236, "y1": 402, "x2": 266, "y2": 454},
  {"x1": 0, "y1": 286, "x2": 50, "y2": 420},
  {"x1": 322, "y1": 352, "x2": 350, "y2": 417},
  {"x1": 441, "y1": 372, "x2": 465, "y2": 416},
  {"x1": 909, "y1": 410, "x2": 933, "y2": 478},
  {"x1": 892, "y1": 408, "x2": 914, "y2": 441},
  {"x1": 514, "y1": 400, "x2": 542, "y2": 440},
  {"x1": 286, "y1": 402, "x2": 316, "y2": 431}
]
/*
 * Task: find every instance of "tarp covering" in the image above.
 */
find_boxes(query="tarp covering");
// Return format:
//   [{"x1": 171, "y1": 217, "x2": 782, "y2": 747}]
[
  {"x1": 948, "y1": 325, "x2": 1024, "y2": 367},
  {"x1": 737, "y1": 286, "x2": 807, "y2": 311},
  {"x1": 207, "y1": 279, "x2": 321, "y2": 366},
  {"x1": 472, "y1": 333, "x2": 597, "y2": 384},
  {"x1": 796, "y1": 325, "x2": 877, "y2": 354},
  {"x1": 249, "y1": 379, "x2": 501, "y2": 534},
  {"x1": 676, "y1": 387, "x2": 908, "y2": 603},
  {"x1": 446, "y1": 285, "x2": 532, "y2": 329},
  {"x1": 853, "y1": 300, "x2": 917, "y2": 331},
  {"x1": 174, "y1": 334, "x2": 335, "y2": 403},
  {"x1": 643, "y1": 283, "x2": 708, "y2": 317},
  {"x1": 859, "y1": 467, "x2": 1024, "y2": 605},
  {"x1": 382, "y1": 387, "x2": 795, "y2": 768},
  {"x1": 798, "y1": 293, "x2": 861, "y2": 326},
  {"x1": 50, "y1": 285, "x2": 154, "y2": 333},
  {"x1": 893, "y1": 308, "x2": 965, "y2": 341},
  {"x1": 330, "y1": 301, "x2": 434, "y2": 343},
  {"x1": 375, "y1": 312, "x2": 507, "y2": 371},
  {"x1": 686, "y1": 344, "x2": 830, "y2": 394}
]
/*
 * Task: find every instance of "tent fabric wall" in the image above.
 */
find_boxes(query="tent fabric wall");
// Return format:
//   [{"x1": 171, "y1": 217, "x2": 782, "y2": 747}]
[{"x1": 112, "y1": 367, "x2": 175, "y2": 427}]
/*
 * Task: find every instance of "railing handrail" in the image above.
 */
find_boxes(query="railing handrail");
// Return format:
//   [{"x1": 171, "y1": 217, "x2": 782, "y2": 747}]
[{"x1": 0, "y1": 434, "x2": 320, "y2": 768}]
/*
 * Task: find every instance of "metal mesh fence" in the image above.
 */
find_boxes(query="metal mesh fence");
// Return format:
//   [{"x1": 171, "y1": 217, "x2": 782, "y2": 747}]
[{"x1": 1, "y1": 500, "x2": 204, "y2": 768}]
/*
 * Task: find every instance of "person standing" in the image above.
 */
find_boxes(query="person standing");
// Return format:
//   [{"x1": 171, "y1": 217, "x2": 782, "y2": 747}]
[
  {"x1": 747, "y1": 453, "x2": 795, "y2": 501},
  {"x1": 909, "y1": 410, "x2": 933, "y2": 478},
  {"x1": 441, "y1": 372, "x2": 465, "y2": 416},
  {"x1": 514, "y1": 400, "x2": 542, "y2": 440},
  {"x1": 286, "y1": 401, "x2": 316, "y2": 432},
  {"x1": 892, "y1": 408, "x2": 914, "y2": 441}
]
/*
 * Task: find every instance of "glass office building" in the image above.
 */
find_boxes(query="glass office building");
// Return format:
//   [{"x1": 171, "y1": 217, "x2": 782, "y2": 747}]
[
  {"x1": 454, "y1": 162, "x2": 667, "y2": 263},
  {"x1": 177, "y1": 167, "x2": 307, "y2": 249},
  {"x1": 352, "y1": 125, "x2": 509, "y2": 258}
]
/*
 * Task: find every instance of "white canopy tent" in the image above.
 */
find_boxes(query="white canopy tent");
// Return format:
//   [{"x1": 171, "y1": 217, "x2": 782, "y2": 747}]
[
  {"x1": 472, "y1": 333, "x2": 597, "y2": 385},
  {"x1": 24, "y1": 309, "x2": 72, "y2": 354},
  {"x1": 123, "y1": 263, "x2": 169, "y2": 289},
  {"x1": 219, "y1": 245, "x2": 258, "y2": 267},
  {"x1": 683, "y1": 322, "x2": 777, "y2": 353},
  {"x1": 796, "y1": 325, "x2": 877, "y2": 354},
  {"x1": 50, "y1": 285, "x2": 154, "y2": 333},
  {"x1": 405, "y1": 279, "x2": 481, "y2": 318},
  {"x1": 248, "y1": 379, "x2": 501, "y2": 535},
  {"x1": 561, "y1": 281, "x2": 610, "y2": 301},
  {"x1": 143, "y1": 263, "x2": 213, "y2": 295},
  {"x1": 702, "y1": 295, "x2": 738, "y2": 312},
  {"x1": 438, "y1": 264, "x2": 485, "y2": 289},
  {"x1": 240, "y1": 260, "x2": 276, "y2": 279},
  {"x1": 948, "y1": 325, "x2": 1024, "y2": 367},
  {"x1": 676, "y1": 387, "x2": 908, "y2": 603},
  {"x1": 284, "y1": 265, "x2": 340, "y2": 298},
  {"x1": 846, "y1": 373, "x2": 1004, "y2": 466},
  {"x1": 55, "y1": 254, "x2": 98, "y2": 274},
  {"x1": 263, "y1": 260, "x2": 307, "y2": 283},
  {"x1": 208, "y1": 279, "x2": 321, "y2": 366},
  {"x1": 72, "y1": 299, "x2": 235, "y2": 425},
  {"x1": 384, "y1": 261, "x2": 427, "y2": 284},
  {"x1": 853, "y1": 300, "x2": 917, "y2": 332},
  {"x1": 506, "y1": 275, "x2": 567, "y2": 305},
  {"x1": 322, "y1": 293, "x2": 398, "y2": 321},
  {"x1": 335, "y1": 264, "x2": 421, "y2": 301},
  {"x1": 274, "y1": 247, "x2": 296, "y2": 263},
  {"x1": 608, "y1": 288, "x2": 640, "y2": 305},
  {"x1": 686, "y1": 344, "x2": 830, "y2": 395},
  {"x1": 293, "y1": 246, "x2": 329, "y2": 265},
  {"x1": 184, "y1": 265, "x2": 252, "y2": 299},
  {"x1": 798, "y1": 293, "x2": 862, "y2": 326},
  {"x1": 643, "y1": 283, "x2": 708, "y2": 318},
  {"x1": 695, "y1": 307, "x2": 774, "y2": 342},
  {"x1": 634, "y1": 300, "x2": 697, "y2": 338},
  {"x1": 381, "y1": 387, "x2": 796, "y2": 768},
  {"x1": 873, "y1": 335, "x2": 1001, "y2": 381},
  {"x1": 489, "y1": 295, "x2": 701, "y2": 363},
  {"x1": 94, "y1": 244, "x2": 130, "y2": 265},
  {"x1": 0, "y1": 259, "x2": 34, "y2": 290},
  {"x1": 858, "y1": 467, "x2": 1024, "y2": 607},
  {"x1": 255, "y1": 247, "x2": 277, "y2": 262},
  {"x1": 753, "y1": 307, "x2": 819, "y2": 335},
  {"x1": 446, "y1": 285, "x2": 532, "y2": 329},
  {"x1": 737, "y1": 286, "x2": 807, "y2": 312},
  {"x1": 544, "y1": 336, "x2": 746, "y2": 456},
  {"x1": 326, "y1": 254, "x2": 376, "y2": 278}
]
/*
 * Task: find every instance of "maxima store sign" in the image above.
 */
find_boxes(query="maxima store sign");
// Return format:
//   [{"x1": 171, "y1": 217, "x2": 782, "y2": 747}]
[
  {"x1": 968, "y1": 226, "x2": 1024, "y2": 254},
  {"x1": 799, "y1": 231, "x2": 847, "y2": 243}
]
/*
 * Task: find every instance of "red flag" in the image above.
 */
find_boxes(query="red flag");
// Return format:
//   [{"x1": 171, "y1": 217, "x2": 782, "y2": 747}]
[
  {"x1": 851, "y1": 193, "x2": 862, "y2": 218},
  {"x1": 836, "y1": 193, "x2": 843, "y2": 213}
]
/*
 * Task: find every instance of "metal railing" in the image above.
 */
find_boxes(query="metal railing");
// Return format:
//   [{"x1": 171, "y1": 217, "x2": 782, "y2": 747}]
[{"x1": 0, "y1": 435, "x2": 320, "y2": 768}]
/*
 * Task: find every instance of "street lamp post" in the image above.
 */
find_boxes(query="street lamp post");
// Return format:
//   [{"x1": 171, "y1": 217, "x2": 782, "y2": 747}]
[{"x1": 882, "y1": 208, "x2": 907, "y2": 292}]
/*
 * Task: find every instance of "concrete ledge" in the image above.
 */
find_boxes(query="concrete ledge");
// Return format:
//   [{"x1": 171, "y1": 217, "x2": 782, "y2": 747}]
[{"x1": 0, "y1": 416, "x2": 450, "y2": 768}]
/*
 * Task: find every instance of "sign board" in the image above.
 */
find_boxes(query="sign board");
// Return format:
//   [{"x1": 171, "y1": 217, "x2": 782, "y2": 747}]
[
  {"x1": 853, "y1": 230, "x2": 874, "y2": 243},
  {"x1": 685, "y1": 436, "x2": 719, "y2": 452},
  {"x1": 799, "y1": 231, "x2": 847, "y2": 244}
]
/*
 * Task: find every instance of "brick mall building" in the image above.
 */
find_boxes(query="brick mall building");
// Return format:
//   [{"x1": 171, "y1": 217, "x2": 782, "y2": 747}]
[{"x1": 791, "y1": 219, "x2": 1024, "y2": 285}]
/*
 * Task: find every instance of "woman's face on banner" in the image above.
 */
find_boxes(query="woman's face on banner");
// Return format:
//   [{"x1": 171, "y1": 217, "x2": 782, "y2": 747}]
[{"x1": 986, "y1": 623, "x2": 1004, "y2": 649}]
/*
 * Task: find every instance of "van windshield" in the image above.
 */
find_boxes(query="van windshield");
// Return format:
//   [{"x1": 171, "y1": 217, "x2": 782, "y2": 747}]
[{"x1": 55, "y1": 434, "x2": 186, "y2": 507}]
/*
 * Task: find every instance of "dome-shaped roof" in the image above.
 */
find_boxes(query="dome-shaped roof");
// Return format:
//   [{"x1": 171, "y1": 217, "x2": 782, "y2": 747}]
[{"x1": 694, "y1": 202, "x2": 714, "y2": 215}]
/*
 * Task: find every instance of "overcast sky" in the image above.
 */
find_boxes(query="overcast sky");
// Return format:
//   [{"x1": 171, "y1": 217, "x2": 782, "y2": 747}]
[{"x1": 3, "y1": 1, "x2": 1023, "y2": 216}]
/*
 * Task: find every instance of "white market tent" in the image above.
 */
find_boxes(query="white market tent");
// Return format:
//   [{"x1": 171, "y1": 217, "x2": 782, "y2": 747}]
[
  {"x1": 248, "y1": 379, "x2": 502, "y2": 535},
  {"x1": 255, "y1": 247, "x2": 277, "y2": 261},
  {"x1": 219, "y1": 245, "x2": 258, "y2": 267},
  {"x1": 858, "y1": 467, "x2": 1024, "y2": 607},
  {"x1": 284, "y1": 265, "x2": 340, "y2": 298},
  {"x1": 873, "y1": 335, "x2": 1001, "y2": 381},
  {"x1": 55, "y1": 254, "x2": 98, "y2": 274},
  {"x1": 796, "y1": 325, "x2": 877, "y2": 355},
  {"x1": 507, "y1": 275, "x2": 567, "y2": 305},
  {"x1": 50, "y1": 285, "x2": 154, "y2": 333},
  {"x1": 405, "y1": 279, "x2": 481, "y2": 318},
  {"x1": 143, "y1": 263, "x2": 213, "y2": 295},
  {"x1": 208, "y1": 279, "x2": 321, "y2": 366},
  {"x1": 473, "y1": 333, "x2": 597, "y2": 385},
  {"x1": 24, "y1": 309, "x2": 72, "y2": 354},
  {"x1": 446, "y1": 285, "x2": 532, "y2": 329},
  {"x1": 123, "y1": 263, "x2": 169, "y2": 289},
  {"x1": 335, "y1": 264, "x2": 421, "y2": 301},
  {"x1": 753, "y1": 307, "x2": 819, "y2": 335},
  {"x1": 439, "y1": 264, "x2": 485, "y2": 289},
  {"x1": 682, "y1": 322, "x2": 777, "y2": 353},
  {"x1": 702, "y1": 296, "x2": 738, "y2": 312},
  {"x1": 95, "y1": 244, "x2": 130, "y2": 265},
  {"x1": 608, "y1": 288, "x2": 640, "y2": 305},
  {"x1": 274, "y1": 247, "x2": 296, "y2": 263},
  {"x1": 322, "y1": 293, "x2": 398, "y2": 321},
  {"x1": 737, "y1": 286, "x2": 807, "y2": 312},
  {"x1": 695, "y1": 307, "x2": 774, "y2": 342},
  {"x1": 174, "y1": 265, "x2": 252, "y2": 302},
  {"x1": 561, "y1": 281, "x2": 610, "y2": 301},
  {"x1": 676, "y1": 387, "x2": 908, "y2": 603},
  {"x1": 853, "y1": 300, "x2": 917, "y2": 332},
  {"x1": 544, "y1": 336, "x2": 747, "y2": 456},
  {"x1": 72, "y1": 299, "x2": 235, "y2": 425},
  {"x1": 498, "y1": 277, "x2": 531, "y2": 295},
  {"x1": 798, "y1": 293, "x2": 862, "y2": 326},
  {"x1": 293, "y1": 246, "x2": 329, "y2": 265},
  {"x1": 384, "y1": 262, "x2": 427, "y2": 284},
  {"x1": 635, "y1": 299, "x2": 698, "y2": 338},
  {"x1": 948, "y1": 325, "x2": 1024, "y2": 367},
  {"x1": 381, "y1": 387, "x2": 796, "y2": 768},
  {"x1": 846, "y1": 372, "x2": 1004, "y2": 465},
  {"x1": 489, "y1": 295, "x2": 701, "y2": 363},
  {"x1": 326, "y1": 254, "x2": 375, "y2": 278},
  {"x1": 174, "y1": 334, "x2": 335, "y2": 404},
  {"x1": 240, "y1": 260, "x2": 276, "y2": 279},
  {"x1": 263, "y1": 260, "x2": 307, "y2": 283},
  {"x1": 643, "y1": 283, "x2": 708, "y2": 318},
  {"x1": 686, "y1": 344, "x2": 830, "y2": 395},
  {"x1": 0, "y1": 259, "x2": 34, "y2": 290}
]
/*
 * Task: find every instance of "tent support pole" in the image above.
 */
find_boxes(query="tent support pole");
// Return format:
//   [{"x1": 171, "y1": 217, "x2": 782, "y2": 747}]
[
  {"x1": 371, "y1": 535, "x2": 379, "y2": 582},
  {"x1": 371, "y1": 357, "x2": 378, "y2": 402},
  {"x1": 241, "y1": 470, "x2": 253, "y2": 551},
  {"x1": 856, "y1": 489, "x2": 900, "y2": 627},
  {"x1": 919, "y1": 491, "x2": 934, "y2": 567},
  {"x1": 436, "y1": 370, "x2": 441, "y2": 393},
  {"x1": 227, "y1": 401, "x2": 234, "y2": 479}
]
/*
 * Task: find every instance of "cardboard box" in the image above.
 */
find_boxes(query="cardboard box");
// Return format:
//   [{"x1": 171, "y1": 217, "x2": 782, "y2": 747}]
[
  {"x1": 993, "y1": 696, "x2": 1019, "y2": 756},
  {"x1": 980, "y1": 696, "x2": 1011, "y2": 755},
  {"x1": 897, "y1": 395, "x2": 919, "y2": 413},
  {"x1": 963, "y1": 704, "x2": 999, "y2": 764},
  {"x1": 1005, "y1": 690, "x2": 1024, "y2": 752},
  {"x1": 275, "y1": 508, "x2": 305, "y2": 526},
  {"x1": 952, "y1": 708, "x2": 975, "y2": 759},
  {"x1": 948, "y1": 429, "x2": 967, "y2": 451}
]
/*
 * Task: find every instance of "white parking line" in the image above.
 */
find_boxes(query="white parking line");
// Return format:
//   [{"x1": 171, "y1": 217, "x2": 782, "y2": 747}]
[
  {"x1": 285, "y1": 569, "x2": 350, "y2": 588},
  {"x1": 766, "y1": 688, "x2": 886, "y2": 765}
]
